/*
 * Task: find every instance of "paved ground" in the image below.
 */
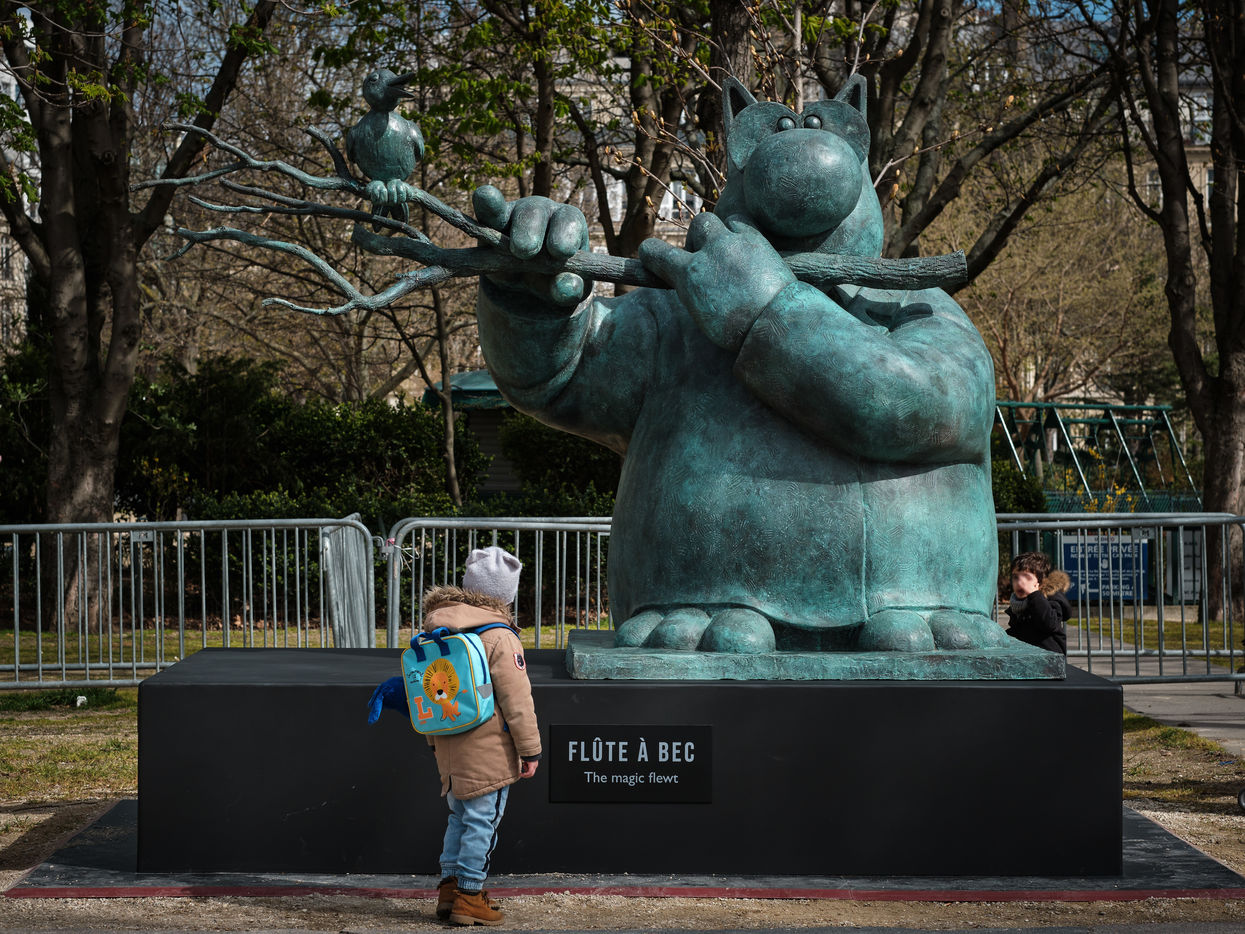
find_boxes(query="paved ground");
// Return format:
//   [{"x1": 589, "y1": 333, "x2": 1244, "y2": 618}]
[
  {"x1": 1119, "y1": 679, "x2": 1245, "y2": 758},
  {"x1": 1066, "y1": 649, "x2": 1245, "y2": 759},
  {"x1": 6, "y1": 800, "x2": 1241, "y2": 899}
]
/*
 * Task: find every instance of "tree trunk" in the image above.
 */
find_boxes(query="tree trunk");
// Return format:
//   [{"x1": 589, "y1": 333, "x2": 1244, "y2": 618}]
[
  {"x1": 791, "y1": 1, "x2": 804, "y2": 112},
  {"x1": 1112, "y1": 0, "x2": 1245, "y2": 623},
  {"x1": 43, "y1": 401, "x2": 116, "y2": 635},
  {"x1": 617, "y1": 82, "x2": 685, "y2": 260},
  {"x1": 1, "y1": 0, "x2": 277, "y2": 530},
  {"x1": 532, "y1": 53, "x2": 556, "y2": 198},
  {"x1": 696, "y1": 0, "x2": 754, "y2": 195},
  {"x1": 41, "y1": 76, "x2": 137, "y2": 630},
  {"x1": 1198, "y1": 382, "x2": 1245, "y2": 622},
  {"x1": 0, "y1": 1, "x2": 276, "y2": 630}
]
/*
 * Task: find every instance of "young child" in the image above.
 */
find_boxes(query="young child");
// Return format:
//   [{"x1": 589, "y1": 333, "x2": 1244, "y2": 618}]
[
  {"x1": 425, "y1": 546, "x2": 541, "y2": 926},
  {"x1": 1004, "y1": 551, "x2": 1070, "y2": 655}
]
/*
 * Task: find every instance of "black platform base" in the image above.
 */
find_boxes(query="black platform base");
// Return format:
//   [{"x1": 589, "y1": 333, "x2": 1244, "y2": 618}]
[{"x1": 138, "y1": 648, "x2": 1122, "y2": 876}]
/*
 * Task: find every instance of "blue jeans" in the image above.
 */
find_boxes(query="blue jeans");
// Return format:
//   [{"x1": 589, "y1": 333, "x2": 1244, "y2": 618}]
[{"x1": 439, "y1": 785, "x2": 510, "y2": 891}]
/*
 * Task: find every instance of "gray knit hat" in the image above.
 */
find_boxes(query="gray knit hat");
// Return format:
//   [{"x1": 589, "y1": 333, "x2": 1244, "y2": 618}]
[{"x1": 462, "y1": 546, "x2": 522, "y2": 605}]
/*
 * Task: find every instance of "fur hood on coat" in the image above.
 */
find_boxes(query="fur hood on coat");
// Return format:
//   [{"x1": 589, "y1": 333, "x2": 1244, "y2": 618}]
[
  {"x1": 1042, "y1": 570, "x2": 1071, "y2": 597},
  {"x1": 422, "y1": 584, "x2": 513, "y2": 626}
]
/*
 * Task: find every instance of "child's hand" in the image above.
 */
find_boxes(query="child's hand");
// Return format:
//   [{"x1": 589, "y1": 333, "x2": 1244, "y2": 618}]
[
  {"x1": 1011, "y1": 570, "x2": 1040, "y2": 598},
  {"x1": 519, "y1": 758, "x2": 540, "y2": 779}
]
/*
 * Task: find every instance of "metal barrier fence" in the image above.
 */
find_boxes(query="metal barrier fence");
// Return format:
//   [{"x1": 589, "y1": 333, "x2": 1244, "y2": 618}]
[
  {"x1": 382, "y1": 513, "x2": 1245, "y2": 684},
  {"x1": 1, "y1": 518, "x2": 377, "y2": 687},
  {"x1": 997, "y1": 513, "x2": 1243, "y2": 683},
  {"x1": 4, "y1": 513, "x2": 1242, "y2": 687},
  {"x1": 383, "y1": 517, "x2": 611, "y2": 650}
]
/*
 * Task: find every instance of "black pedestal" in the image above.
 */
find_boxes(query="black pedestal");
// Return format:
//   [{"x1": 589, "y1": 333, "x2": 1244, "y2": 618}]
[{"x1": 138, "y1": 648, "x2": 1121, "y2": 875}]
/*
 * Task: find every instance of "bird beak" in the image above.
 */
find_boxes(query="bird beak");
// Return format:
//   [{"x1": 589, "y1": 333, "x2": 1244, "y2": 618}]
[{"x1": 387, "y1": 72, "x2": 417, "y2": 99}]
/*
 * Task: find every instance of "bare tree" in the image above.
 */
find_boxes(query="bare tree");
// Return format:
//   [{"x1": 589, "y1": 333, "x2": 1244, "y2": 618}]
[
  {"x1": 1080, "y1": 0, "x2": 1245, "y2": 615},
  {"x1": 950, "y1": 178, "x2": 1169, "y2": 408},
  {"x1": 0, "y1": 0, "x2": 280, "y2": 527},
  {"x1": 612, "y1": 1, "x2": 1117, "y2": 290}
]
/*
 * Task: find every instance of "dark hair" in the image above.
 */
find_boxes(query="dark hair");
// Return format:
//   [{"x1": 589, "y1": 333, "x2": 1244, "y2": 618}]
[{"x1": 1010, "y1": 551, "x2": 1051, "y2": 581}]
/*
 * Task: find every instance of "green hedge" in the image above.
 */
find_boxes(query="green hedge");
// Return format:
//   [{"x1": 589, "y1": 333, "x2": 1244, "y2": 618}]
[
  {"x1": 0, "y1": 340, "x2": 50, "y2": 523},
  {"x1": 496, "y1": 410, "x2": 622, "y2": 495},
  {"x1": 992, "y1": 459, "x2": 1047, "y2": 514},
  {"x1": 118, "y1": 356, "x2": 485, "y2": 530}
]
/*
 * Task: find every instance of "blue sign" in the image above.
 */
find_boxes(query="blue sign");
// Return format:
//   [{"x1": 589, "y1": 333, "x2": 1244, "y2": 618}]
[{"x1": 1062, "y1": 538, "x2": 1150, "y2": 600}]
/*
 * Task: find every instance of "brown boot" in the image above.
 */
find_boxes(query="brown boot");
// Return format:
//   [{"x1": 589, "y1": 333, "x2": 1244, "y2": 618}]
[
  {"x1": 448, "y1": 887, "x2": 504, "y2": 926},
  {"x1": 436, "y1": 876, "x2": 458, "y2": 920}
]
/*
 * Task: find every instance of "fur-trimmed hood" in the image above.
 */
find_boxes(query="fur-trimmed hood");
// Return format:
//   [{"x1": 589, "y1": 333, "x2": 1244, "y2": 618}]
[
  {"x1": 422, "y1": 584, "x2": 513, "y2": 626},
  {"x1": 1042, "y1": 570, "x2": 1071, "y2": 596}
]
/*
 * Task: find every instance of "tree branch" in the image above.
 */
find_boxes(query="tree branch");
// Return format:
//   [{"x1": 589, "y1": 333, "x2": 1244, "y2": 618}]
[
  {"x1": 889, "y1": 67, "x2": 1112, "y2": 257},
  {"x1": 0, "y1": 148, "x2": 50, "y2": 280},
  {"x1": 567, "y1": 98, "x2": 619, "y2": 252},
  {"x1": 154, "y1": 108, "x2": 977, "y2": 329},
  {"x1": 132, "y1": 0, "x2": 280, "y2": 244},
  {"x1": 960, "y1": 92, "x2": 1118, "y2": 287}
]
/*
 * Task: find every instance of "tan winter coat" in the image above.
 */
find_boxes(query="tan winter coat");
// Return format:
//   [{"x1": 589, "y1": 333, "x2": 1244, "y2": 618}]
[{"x1": 420, "y1": 586, "x2": 542, "y2": 799}]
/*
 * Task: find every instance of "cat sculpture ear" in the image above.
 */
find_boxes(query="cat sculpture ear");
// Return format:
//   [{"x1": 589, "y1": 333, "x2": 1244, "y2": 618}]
[
  {"x1": 721, "y1": 76, "x2": 757, "y2": 145},
  {"x1": 835, "y1": 73, "x2": 868, "y2": 120}
]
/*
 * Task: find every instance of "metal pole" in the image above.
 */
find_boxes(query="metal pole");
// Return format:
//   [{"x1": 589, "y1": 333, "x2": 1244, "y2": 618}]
[
  {"x1": 1107, "y1": 410, "x2": 1150, "y2": 509},
  {"x1": 995, "y1": 406, "x2": 1026, "y2": 475}
]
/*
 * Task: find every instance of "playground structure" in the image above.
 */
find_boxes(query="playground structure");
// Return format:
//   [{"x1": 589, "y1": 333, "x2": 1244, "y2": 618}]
[{"x1": 995, "y1": 401, "x2": 1201, "y2": 513}]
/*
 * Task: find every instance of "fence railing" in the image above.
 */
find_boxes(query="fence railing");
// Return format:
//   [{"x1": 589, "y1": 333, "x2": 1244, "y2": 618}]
[
  {"x1": 997, "y1": 513, "x2": 1243, "y2": 683},
  {"x1": 3, "y1": 513, "x2": 1242, "y2": 687},
  {"x1": 1, "y1": 518, "x2": 377, "y2": 687},
  {"x1": 383, "y1": 517, "x2": 611, "y2": 650}
]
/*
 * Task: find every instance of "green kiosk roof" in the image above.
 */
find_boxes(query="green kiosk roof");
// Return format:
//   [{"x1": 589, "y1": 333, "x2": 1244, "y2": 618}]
[{"x1": 421, "y1": 369, "x2": 510, "y2": 410}]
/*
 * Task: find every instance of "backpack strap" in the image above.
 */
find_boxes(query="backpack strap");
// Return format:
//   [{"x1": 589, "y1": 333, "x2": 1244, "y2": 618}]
[
  {"x1": 409, "y1": 623, "x2": 514, "y2": 663},
  {"x1": 465, "y1": 622, "x2": 518, "y2": 686},
  {"x1": 464, "y1": 622, "x2": 521, "y2": 730},
  {"x1": 410, "y1": 626, "x2": 455, "y2": 663},
  {"x1": 468, "y1": 622, "x2": 516, "y2": 637}
]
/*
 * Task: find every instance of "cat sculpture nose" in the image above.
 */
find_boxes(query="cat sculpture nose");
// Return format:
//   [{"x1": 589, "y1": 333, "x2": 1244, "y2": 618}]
[{"x1": 743, "y1": 129, "x2": 864, "y2": 239}]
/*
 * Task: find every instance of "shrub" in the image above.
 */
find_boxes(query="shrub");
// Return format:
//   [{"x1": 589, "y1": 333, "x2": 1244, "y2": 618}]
[
  {"x1": 497, "y1": 411, "x2": 621, "y2": 495},
  {"x1": 992, "y1": 459, "x2": 1047, "y2": 514},
  {"x1": 0, "y1": 340, "x2": 50, "y2": 523},
  {"x1": 119, "y1": 356, "x2": 485, "y2": 530}
]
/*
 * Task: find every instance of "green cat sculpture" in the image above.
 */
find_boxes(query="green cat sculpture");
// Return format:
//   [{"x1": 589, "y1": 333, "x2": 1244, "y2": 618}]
[{"x1": 474, "y1": 77, "x2": 1003, "y2": 658}]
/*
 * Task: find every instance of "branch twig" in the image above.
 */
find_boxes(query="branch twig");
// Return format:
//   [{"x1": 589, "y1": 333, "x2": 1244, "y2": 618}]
[{"x1": 153, "y1": 118, "x2": 969, "y2": 316}]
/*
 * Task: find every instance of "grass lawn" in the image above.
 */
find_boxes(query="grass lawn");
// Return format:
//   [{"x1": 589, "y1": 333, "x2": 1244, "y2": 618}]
[
  {"x1": 0, "y1": 687, "x2": 139, "y2": 807},
  {"x1": 1121, "y1": 709, "x2": 1245, "y2": 809},
  {"x1": 1123, "y1": 709, "x2": 1225, "y2": 753},
  {"x1": 1070, "y1": 614, "x2": 1240, "y2": 657}
]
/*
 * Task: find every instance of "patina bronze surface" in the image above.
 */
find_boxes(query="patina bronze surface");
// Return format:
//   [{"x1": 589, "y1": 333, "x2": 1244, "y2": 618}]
[{"x1": 473, "y1": 78, "x2": 1026, "y2": 676}]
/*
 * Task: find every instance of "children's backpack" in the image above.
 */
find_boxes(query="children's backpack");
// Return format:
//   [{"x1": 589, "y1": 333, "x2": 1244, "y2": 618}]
[{"x1": 401, "y1": 623, "x2": 513, "y2": 736}]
